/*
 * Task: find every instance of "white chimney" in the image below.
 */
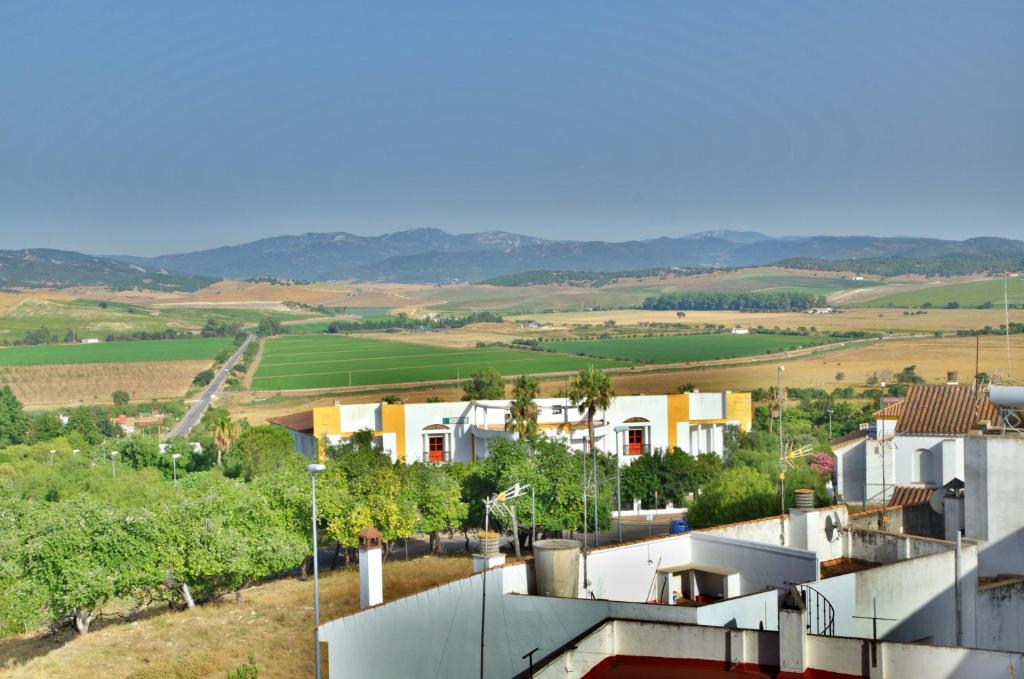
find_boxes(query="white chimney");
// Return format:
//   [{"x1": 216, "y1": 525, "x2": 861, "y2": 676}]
[
  {"x1": 358, "y1": 526, "x2": 383, "y2": 608},
  {"x1": 947, "y1": 371, "x2": 959, "y2": 385}
]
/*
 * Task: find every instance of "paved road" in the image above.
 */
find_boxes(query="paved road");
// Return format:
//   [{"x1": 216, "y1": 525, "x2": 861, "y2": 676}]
[{"x1": 167, "y1": 335, "x2": 254, "y2": 438}]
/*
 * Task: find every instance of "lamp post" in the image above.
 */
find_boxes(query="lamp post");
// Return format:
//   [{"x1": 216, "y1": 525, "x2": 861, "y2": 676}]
[
  {"x1": 777, "y1": 366, "x2": 785, "y2": 545},
  {"x1": 172, "y1": 453, "x2": 181, "y2": 486},
  {"x1": 827, "y1": 408, "x2": 833, "y2": 441},
  {"x1": 110, "y1": 450, "x2": 119, "y2": 479},
  {"x1": 49, "y1": 449, "x2": 55, "y2": 466},
  {"x1": 613, "y1": 425, "x2": 629, "y2": 544},
  {"x1": 308, "y1": 463, "x2": 326, "y2": 679},
  {"x1": 72, "y1": 449, "x2": 79, "y2": 456}
]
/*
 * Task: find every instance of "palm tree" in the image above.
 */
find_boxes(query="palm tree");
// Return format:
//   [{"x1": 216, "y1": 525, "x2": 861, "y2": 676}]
[
  {"x1": 211, "y1": 412, "x2": 240, "y2": 466},
  {"x1": 506, "y1": 374, "x2": 540, "y2": 442},
  {"x1": 568, "y1": 365, "x2": 615, "y2": 453}
]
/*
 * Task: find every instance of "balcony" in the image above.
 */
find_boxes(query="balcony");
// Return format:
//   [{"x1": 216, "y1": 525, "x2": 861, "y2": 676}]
[
  {"x1": 422, "y1": 450, "x2": 452, "y2": 464},
  {"x1": 624, "y1": 443, "x2": 650, "y2": 456}
]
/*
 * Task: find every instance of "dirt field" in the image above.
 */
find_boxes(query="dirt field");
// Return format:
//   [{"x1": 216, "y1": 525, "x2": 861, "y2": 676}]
[
  {"x1": 0, "y1": 556, "x2": 472, "y2": 679},
  {"x1": 0, "y1": 360, "x2": 212, "y2": 407},
  {"x1": 506, "y1": 307, "x2": 1024, "y2": 335}
]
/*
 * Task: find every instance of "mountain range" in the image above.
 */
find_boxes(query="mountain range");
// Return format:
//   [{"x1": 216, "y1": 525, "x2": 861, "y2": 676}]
[
  {"x1": 3, "y1": 229, "x2": 1022, "y2": 289},
  {"x1": 111, "y1": 228, "x2": 1024, "y2": 284},
  {"x1": 0, "y1": 249, "x2": 216, "y2": 291}
]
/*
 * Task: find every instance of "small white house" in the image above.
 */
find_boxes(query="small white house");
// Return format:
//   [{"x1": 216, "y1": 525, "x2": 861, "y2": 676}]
[
  {"x1": 730, "y1": 327, "x2": 750, "y2": 335},
  {"x1": 80, "y1": 338, "x2": 101, "y2": 344}
]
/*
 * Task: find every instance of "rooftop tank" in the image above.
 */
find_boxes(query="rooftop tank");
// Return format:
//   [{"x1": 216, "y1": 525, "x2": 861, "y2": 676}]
[{"x1": 533, "y1": 539, "x2": 581, "y2": 598}]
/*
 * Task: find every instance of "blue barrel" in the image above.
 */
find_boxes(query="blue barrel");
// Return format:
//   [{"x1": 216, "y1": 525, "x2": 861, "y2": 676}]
[{"x1": 670, "y1": 519, "x2": 690, "y2": 534}]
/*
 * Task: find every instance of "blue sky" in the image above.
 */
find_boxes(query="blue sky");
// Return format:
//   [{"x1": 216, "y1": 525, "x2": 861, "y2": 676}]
[{"x1": 0, "y1": 2, "x2": 1021, "y2": 255}]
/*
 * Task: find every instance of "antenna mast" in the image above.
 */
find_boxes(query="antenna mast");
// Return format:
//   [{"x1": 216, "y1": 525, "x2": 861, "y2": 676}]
[{"x1": 1005, "y1": 272, "x2": 1012, "y2": 382}]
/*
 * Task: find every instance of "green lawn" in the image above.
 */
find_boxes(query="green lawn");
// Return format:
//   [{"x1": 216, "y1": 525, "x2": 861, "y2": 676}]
[
  {"x1": 253, "y1": 334, "x2": 627, "y2": 390},
  {"x1": 858, "y1": 277, "x2": 1024, "y2": 309},
  {"x1": 0, "y1": 337, "x2": 233, "y2": 366},
  {"x1": 541, "y1": 333, "x2": 838, "y2": 364}
]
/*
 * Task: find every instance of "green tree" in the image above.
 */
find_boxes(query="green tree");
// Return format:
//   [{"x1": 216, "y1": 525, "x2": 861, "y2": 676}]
[
  {"x1": 66, "y1": 406, "x2": 101, "y2": 444},
  {"x1": 463, "y1": 367, "x2": 504, "y2": 400},
  {"x1": 27, "y1": 411, "x2": 63, "y2": 443},
  {"x1": 111, "y1": 390, "x2": 130, "y2": 410},
  {"x1": 505, "y1": 375, "x2": 540, "y2": 441},
  {"x1": 0, "y1": 385, "x2": 28, "y2": 446},
  {"x1": 409, "y1": 463, "x2": 468, "y2": 554},
  {"x1": 688, "y1": 466, "x2": 777, "y2": 528},
  {"x1": 227, "y1": 425, "x2": 299, "y2": 481},
  {"x1": 568, "y1": 365, "x2": 615, "y2": 452},
  {"x1": 207, "y1": 410, "x2": 241, "y2": 466},
  {"x1": 20, "y1": 495, "x2": 165, "y2": 633},
  {"x1": 256, "y1": 319, "x2": 283, "y2": 336}
]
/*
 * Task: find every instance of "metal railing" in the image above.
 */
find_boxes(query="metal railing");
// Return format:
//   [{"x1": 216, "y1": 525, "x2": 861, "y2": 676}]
[
  {"x1": 422, "y1": 450, "x2": 452, "y2": 463},
  {"x1": 798, "y1": 584, "x2": 835, "y2": 636}
]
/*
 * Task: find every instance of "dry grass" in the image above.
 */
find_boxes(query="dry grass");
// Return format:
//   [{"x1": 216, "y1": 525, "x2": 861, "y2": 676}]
[
  {"x1": 0, "y1": 556, "x2": 473, "y2": 679},
  {"x1": 0, "y1": 360, "x2": 212, "y2": 407}
]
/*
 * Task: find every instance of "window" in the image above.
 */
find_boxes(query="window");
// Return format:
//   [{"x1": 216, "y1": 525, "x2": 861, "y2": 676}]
[
  {"x1": 627, "y1": 428, "x2": 645, "y2": 455},
  {"x1": 912, "y1": 449, "x2": 933, "y2": 485},
  {"x1": 428, "y1": 434, "x2": 446, "y2": 463}
]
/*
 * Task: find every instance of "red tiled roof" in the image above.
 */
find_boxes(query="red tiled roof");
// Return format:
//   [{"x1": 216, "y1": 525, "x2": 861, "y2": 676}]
[
  {"x1": 893, "y1": 383, "x2": 999, "y2": 435},
  {"x1": 830, "y1": 429, "x2": 868, "y2": 450},
  {"x1": 267, "y1": 410, "x2": 314, "y2": 435},
  {"x1": 874, "y1": 399, "x2": 905, "y2": 420},
  {"x1": 888, "y1": 485, "x2": 933, "y2": 507}
]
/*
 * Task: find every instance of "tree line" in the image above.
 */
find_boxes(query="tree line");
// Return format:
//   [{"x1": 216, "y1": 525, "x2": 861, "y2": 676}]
[{"x1": 641, "y1": 291, "x2": 827, "y2": 312}]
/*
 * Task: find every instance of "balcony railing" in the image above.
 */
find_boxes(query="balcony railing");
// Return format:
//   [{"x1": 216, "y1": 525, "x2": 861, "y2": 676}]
[
  {"x1": 625, "y1": 443, "x2": 650, "y2": 456},
  {"x1": 422, "y1": 450, "x2": 452, "y2": 464}
]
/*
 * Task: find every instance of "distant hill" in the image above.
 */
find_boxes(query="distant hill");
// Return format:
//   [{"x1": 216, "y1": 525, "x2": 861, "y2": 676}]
[
  {"x1": 0, "y1": 249, "x2": 218, "y2": 290},
  {"x1": 110, "y1": 229, "x2": 1024, "y2": 284}
]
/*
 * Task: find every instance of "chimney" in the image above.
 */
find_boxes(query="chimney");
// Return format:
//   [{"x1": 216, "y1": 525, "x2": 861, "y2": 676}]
[
  {"x1": 787, "y1": 489, "x2": 818, "y2": 551},
  {"x1": 358, "y1": 526, "x2": 383, "y2": 608},
  {"x1": 947, "y1": 371, "x2": 958, "y2": 385}
]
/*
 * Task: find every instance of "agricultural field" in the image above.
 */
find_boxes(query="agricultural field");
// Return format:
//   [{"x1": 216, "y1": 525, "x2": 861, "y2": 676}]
[
  {"x1": 856, "y1": 277, "x2": 1024, "y2": 309},
  {"x1": 252, "y1": 334, "x2": 627, "y2": 390},
  {"x1": 0, "y1": 337, "x2": 232, "y2": 366},
  {"x1": 542, "y1": 333, "x2": 838, "y2": 364},
  {"x1": 416, "y1": 267, "x2": 884, "y2": 314},
  {"x1": 0, "y1": 360, "x2": 212, "y2": 407},
  {"x1": 508, "y1": 307, "x2": 1023, "y2": 335}
]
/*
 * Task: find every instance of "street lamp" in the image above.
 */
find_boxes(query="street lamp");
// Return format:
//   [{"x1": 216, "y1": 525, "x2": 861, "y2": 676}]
[
  {"x1": 613, "y1": 425, "x2": 630, "y2": 544},
  {"x1": 172, "y1": 453, "x2": 182, "y2": 486},
  {"x1": 307, "y1": 463, "x2": 326, "y2": 679},
  {"x1": 49, "y1": 449, "x2": 55, "y2": 466},
  {"x1": 110, "y1": 450, "x2": 119, "y2": 479},
  {"x1": 72, "y1": 449, "x2": 79, "y2": 456},
  {"x1": 826, "y1": 408, "x2": 833, "y2": 441},
  {"x1": 777, "y1": 366, "x2": 785, "y2": 545}
]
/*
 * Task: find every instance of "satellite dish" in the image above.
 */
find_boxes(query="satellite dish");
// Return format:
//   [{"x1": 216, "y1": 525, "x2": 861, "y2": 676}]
[
  {"x1": 929, "y1": 489, "x2": 946, "y2": 515},
  {"x1": 824, "y1": 512, "x2": 844, "y2": 542}
]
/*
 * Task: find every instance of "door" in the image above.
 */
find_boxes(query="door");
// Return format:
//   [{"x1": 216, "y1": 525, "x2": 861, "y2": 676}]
[
  {"x1": 428, "y1": 434, "x2": 445, "y2": 462},
  {"x1": 627, "y1": 428, "x2": 644, "y2": 455}
]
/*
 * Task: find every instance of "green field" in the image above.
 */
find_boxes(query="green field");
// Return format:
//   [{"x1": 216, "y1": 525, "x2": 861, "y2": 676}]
[
  {"x1": 542, "y1": 333, "x2": 839, "y2": 364},
  {"x1": 252, "y1": 334, "x2": 628, "y2": 390},
  {"x1": 858, "y1": 277, "x2": 1024, "y2": 309},
  {"x1": 0, "y1": 337, "x2": 233, "y2": 366}
]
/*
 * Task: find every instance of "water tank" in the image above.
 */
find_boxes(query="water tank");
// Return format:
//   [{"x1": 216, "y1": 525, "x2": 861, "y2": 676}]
[
  {"x1": 670, "y1": 519, "x2": 690, "y2": 534},
  {"x1": 533, "y1": 539, "x2": 581, "y2": 597},
  {"x1": 989, "y1": 386, "x2": 1024, "y2": 409},
  {"x1": 480, "y1": 531, "x2": 501, "y2": 557}
]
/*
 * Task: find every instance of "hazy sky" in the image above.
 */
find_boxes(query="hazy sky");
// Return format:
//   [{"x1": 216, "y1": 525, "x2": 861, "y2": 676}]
[{"x1": 1, "y1": 2, "x2": 1021, "y2": 255}]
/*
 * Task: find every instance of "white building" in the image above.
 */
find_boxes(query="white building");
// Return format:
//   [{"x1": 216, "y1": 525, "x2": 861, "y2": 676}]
[
  {"x1": 832, "y1": 379, "x2": 998, "y2": 503},
  {"x1": 270, "y1": 392, "x2": 752, "y2": 465}
]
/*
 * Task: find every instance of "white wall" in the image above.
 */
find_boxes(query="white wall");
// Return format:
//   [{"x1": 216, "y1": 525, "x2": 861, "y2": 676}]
[
  {"x1": 810, "y1": 550, "x2": 959, "y2": 644},
  {"x1": 965, "y1": 435, "x2": 1024, "y2": 578},
  {"x1": 582, "y1": 532, "x2": 816, "y2": 603},
  {"x1": 975, "y1": 580, "x2": 1024, "y2": 653},
  {"x1": 690, "y1": 532, "x2": 818, "y2": 594}
]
